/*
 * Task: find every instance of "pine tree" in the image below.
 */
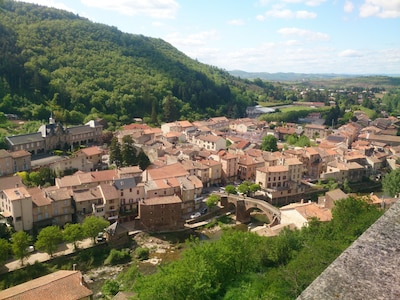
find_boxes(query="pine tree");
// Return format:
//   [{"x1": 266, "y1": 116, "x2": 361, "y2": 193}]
[
  {"x1": 109, "y1": 137, "x2": 122, "y2": 167},
  {"x1": 138, "y1": 151, "x2": 151, "y2": 171},
  {"x1": 121, "y1": 135, "x2": 137, "y2": 166}
]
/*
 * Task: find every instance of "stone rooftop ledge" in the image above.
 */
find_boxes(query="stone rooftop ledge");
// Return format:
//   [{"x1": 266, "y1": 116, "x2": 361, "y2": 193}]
[{"x1": 297, "y1": 200, "x2": 400, "y2": 300}]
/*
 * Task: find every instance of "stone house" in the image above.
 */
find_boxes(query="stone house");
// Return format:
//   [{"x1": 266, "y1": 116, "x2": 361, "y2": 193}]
[
  {"x1": 0, "y1": 186, "x2": 33, "y2": 231},
  {"x1": 0, "y1": 149, "x2": 31, "y2": 176},
  {"x1": 136, "y1": 195, "x2": 183, "y2": 231},
  {"x1": 29, "y1": 186, "x2": 73, "y2": 229},
  {"x1": 192, "y1": 134, "x2": 226, "y2": 152},
  {"x1": 5, "y1": 117, "x2": 102, "y2": 155},
  {"x1": 199, "y1": 159, "x2": 222, "y2": 187},
  {"x1": 114, "y1": 177, "x2": 145, "y2": 222},
  {"x1": 318, "y1": 188, "x2": 348, "y2": 209}
]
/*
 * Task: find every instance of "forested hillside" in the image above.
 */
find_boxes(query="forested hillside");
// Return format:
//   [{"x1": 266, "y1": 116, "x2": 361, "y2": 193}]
[{"x1": 0, "y1": 0, "x2": 267, "y2": 128}]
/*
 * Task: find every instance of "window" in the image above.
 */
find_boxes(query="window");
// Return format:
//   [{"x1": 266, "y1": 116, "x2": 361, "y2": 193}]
[{"x1": 16, "y1": 216, "x2": 22, "y2": 221}]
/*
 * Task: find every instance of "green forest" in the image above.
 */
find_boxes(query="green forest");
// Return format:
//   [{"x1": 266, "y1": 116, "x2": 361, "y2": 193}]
[{"x1": 0, "y1": 0, "x2": 276, "y2": 128}]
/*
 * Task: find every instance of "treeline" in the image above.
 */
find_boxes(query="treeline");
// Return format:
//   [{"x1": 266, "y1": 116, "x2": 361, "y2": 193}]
[{"x1": 0, "y1": 0, "x2": 272, "y2": 129}]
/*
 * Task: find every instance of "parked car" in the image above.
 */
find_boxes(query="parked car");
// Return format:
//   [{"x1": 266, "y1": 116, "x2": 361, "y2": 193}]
[
  {"x1": 200, "y1": 207, "x2": 208, "y2": 215},
  {"x1": 26, "y1": 245, "x2": 35, "y2": 253},
  {"x1": 190, "y1": 212, "x2": 201, "y2": 219},
  {"x1": 96, "y1": 232, "x2": 105, "y2": 243}
]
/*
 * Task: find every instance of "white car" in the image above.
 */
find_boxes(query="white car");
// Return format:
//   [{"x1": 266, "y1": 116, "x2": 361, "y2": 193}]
[{"x1": 190, "y1": 212, "x2": 201, "y2": 219}]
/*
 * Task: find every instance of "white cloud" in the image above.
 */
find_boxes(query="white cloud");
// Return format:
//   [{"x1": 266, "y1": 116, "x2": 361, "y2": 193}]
[
  {"x1": 227, "y1": 19, "x2": 245, "y2": 26},
  {"x1": 165, "y1": 30, "x2": 219, "y2": 47},
  {"x1": 16, "y1": 0, "x2": 75, "y2": 12},
  {"x1": 81, "y1": 0, "x2": 180, "y2": 19},
  {"x1": 285, "y1": 39, "x2": 300, "y2": 46},
  {"x1": 359, "y1": 0, "x2": 400, "y2": 18},
  {"x1": 296, "y1": 10, "x2": 317, "y2": 18},
  {"x1": 265, "y1": 8, "x2": 316, "y2": 19},
  {"x1": 344, "y1": 1, "x2": 354, "y2": 13},
  {"x1": 256, "y1": 14, "x2": 266, "y2": 21},
  {"x1": 278, "y1": 27, "x2": 330, "y2": 41},
  {"x1": 257, "y1": 0, "x2": 325, "y2": 7},
  {"x1": 338, "y1": 49, "x2": 363, "y2": 57}
]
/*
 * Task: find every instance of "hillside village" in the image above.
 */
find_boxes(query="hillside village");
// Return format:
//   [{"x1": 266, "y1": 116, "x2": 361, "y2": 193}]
[{"x1": 1, "y1": 102, "x2": 399, "y2": 235}]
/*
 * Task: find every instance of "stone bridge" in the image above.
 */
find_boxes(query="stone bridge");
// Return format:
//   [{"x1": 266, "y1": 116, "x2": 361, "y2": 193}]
[{"x1": 219, "y1": 193, "x2": 281, "y2": 226}]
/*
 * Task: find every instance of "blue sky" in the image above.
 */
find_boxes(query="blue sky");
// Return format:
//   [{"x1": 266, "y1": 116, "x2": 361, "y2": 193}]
[{"x1": 17, "y1": 0, "x2": 400, "y2": 74}]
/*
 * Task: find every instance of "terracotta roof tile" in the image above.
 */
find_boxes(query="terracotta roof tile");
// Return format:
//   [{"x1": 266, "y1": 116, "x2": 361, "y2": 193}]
[{"x1": 0, "y1": 270, "x2": 92, "y2": 300}]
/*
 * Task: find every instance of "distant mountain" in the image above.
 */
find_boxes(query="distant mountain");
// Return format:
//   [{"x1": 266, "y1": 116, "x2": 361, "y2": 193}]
[{"x1": 228, "y1": 70, "x2": 361, "y2": 81}]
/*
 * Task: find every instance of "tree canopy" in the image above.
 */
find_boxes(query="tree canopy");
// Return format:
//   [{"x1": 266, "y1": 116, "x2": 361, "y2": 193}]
[
  {"x1": 11, "y1": 231, "x2": 31, "y2": 265},
  {"x1": 0, "y1": 0, "x2": 271, "y2": 131},
  {"x1": 35, "y1": 225, "x2": 63, "y2": 256},
  {"x1": 382, "y1": 168, "x2": 400, "y2": 197},
  {"x1": 0, "y1": 238, "x2": 10, "y2": 265},
  {"x1": 63, "y1": 223, "x2": 84, "y2": 250},
  {"x1": 82, "y1": 216, "x2": 109, "y2": 243},
  {"x1": 261, "y1": 135, "x2": 278, "y2": 152}
]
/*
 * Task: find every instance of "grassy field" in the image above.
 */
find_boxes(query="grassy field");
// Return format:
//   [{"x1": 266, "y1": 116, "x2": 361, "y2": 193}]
[
  {"x1": 279, "y1": 105, "x2": 331, "y2": 113},
  {"x1": 257, "y1": 101, "x2": 290, "y2": 107}
]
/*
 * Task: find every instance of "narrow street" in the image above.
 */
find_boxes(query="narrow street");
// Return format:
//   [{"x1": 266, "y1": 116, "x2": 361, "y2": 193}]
[{"x1": 3, "y1": 238, "x2": 93, "y2": 273}]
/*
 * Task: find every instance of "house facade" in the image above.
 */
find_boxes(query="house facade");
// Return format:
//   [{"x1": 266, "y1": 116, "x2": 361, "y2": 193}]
[
  {"x1": 5, "y1": 117, "x2": 102, "y2": 155},
  {"x1": 0, "y1": 186, "x2": 33, "y2": 231}
]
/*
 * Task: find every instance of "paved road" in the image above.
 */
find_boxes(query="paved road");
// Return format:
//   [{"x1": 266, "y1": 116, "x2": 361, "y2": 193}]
[{"x1": 3, "y1": 238, "x2": 94, "y2": 273}]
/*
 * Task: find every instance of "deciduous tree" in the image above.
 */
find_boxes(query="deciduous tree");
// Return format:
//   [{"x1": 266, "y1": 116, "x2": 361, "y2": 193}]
[
  {"x1": 224, "y1": 185, "x2": 237, "y2": 195},
  {"x1": 0, "y1": 238, "x2": 10, "y2": 266},
  {"x1": 382, "y1": 168, "x2": 400, "y2": 197},
  {"x1": 63, "y1": 223, "x2": 84, "y2": 250},
  {"x1": 35, "y1": 225, "x2": 63, "y2": 257},
  {"x1": 11, "y1": 231, "x2": 31, "y2": 265},
  {"x1": 261, "y1": 135, "x2": 278, "y2": 152},
  {"x1": 82, "y1": 216, "x2": 109, "y2": 243},
  {"x1": 206, "y1": 194, "x2": 219, "y2": 208}
]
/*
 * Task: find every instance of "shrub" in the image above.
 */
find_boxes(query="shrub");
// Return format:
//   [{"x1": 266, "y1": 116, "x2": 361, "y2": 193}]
[
  {"x1": 135, "y1": 247, "x2": 150, "y2": 261},
  {"x1": 102, "y1": 279, "x2": 120, "y2": 296},
  {"x1": 104, "y1": 249, "x2": 131, "y2": 265}
]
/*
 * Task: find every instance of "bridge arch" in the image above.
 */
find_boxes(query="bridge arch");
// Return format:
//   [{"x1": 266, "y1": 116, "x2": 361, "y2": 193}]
[{"x1": 219, "y1": 194, "x2": 281, "y2": 226}]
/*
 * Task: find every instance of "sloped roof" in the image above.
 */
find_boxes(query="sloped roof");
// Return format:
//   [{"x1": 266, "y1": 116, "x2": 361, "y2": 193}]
[
  {"x1": 79, "y1": 146, "x2": 102, "y2": 157},
  {"x1": 27, "y1": 187, "x2": 52, "y2": 207},
  {"x1": 325, "y1": 188, "x2": 347, "y2": 201},
  {"x1": 105, "y1": 221, "x2": 128, "y2": 236},
  {"x1": 142, "y1": 195, "x2": 182, "y2": 205},
  {"x1": 0, "y1": 270, "x2": 92, "y2": 300},
  {"x1": 6, "y1": 132, "x2": 43, "y2": 145},
  {"x1": 114, "y1": 177, "x2": 137, "y2": 190},
  {"x1": 145, "y1": 163, "x2": 188, "y2": 180},
  {"x1": 0, "y1": 176, "x2": 24, "y2": 191}
]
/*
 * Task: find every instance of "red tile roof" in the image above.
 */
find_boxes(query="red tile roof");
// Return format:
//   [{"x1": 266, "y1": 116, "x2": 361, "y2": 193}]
[
  {"x1": 145, "y1": 163, "x2": 188, "y2": 180},
  {"x1": 0, "y1": 270, "x2": 92, "y2": 300}
]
